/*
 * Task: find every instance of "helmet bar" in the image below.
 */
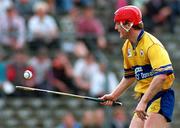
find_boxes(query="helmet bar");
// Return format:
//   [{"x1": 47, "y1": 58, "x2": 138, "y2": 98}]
[{"x1": 120, "y1": 22, "x2": 133, "y2": 32}]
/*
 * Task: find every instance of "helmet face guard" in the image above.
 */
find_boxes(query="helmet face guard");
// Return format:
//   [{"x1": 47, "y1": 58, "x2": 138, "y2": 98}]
[
  {"x1": 114, "y1": 5, "x2": 142, "y2": 31},
  {"x1": 120, "y1": 22, "x2": 133, "y2": 32}
]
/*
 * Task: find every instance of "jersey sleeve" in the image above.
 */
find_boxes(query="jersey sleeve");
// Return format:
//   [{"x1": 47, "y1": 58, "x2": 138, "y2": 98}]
[
  {"x1": 122, "y1": 47, "x2": 135, "y2": 78},
  {"x1": 147, "y1": 44, "x2": 174, "y2": 76}
]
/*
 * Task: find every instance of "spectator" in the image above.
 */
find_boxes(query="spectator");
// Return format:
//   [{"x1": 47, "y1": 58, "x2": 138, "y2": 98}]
[
  {"x1": 111, "y1": 107, "x2": 128, "y2": 128},
  {"x1": 59, "y1": 7, "x2": 80, "y2": 53},
  {"x1": 0, "y1": 48, "x2": 9, "y2": 96},
  {"x1": 28, "y1": 1, "x2": 59, "y2": 53},
  {"x1": 169, "y1": 0, "x2": 180, "y2": 32},
  {"x1": 74, "y1": 0, "x2": 94, "y2": 7},
  {"x1": 74, "y1": 40, "x2": 89, "y2": 58},
  {"x1": 0, "y1": 5, "x2": 26, "y2": 51},
  {"x1": 93, "y1": 108, "x2": 105, "y2": 128},
  {"x1": 170, "y1": 0, "x2": 180, "y2": 16},
  {"x1": 73, "y1": 53, "x2": 99, "y2": 95},
  {"x1": 115, "y1": 0, "x2": 128, "y2": 9},
  {"x1": 55, "y1": 0, "x2": 93, "y2": 14},
  {"x1": 46, "y1": 0, "x2": 56, "y2": 14},
  {"x1": 90, "y1": 63, "x2": 118, "y2": 97},
  {"x1": 143, "y1": 0, "x2": 174, "y2": 33},
  {"x1": 49, "y1": 52, "x2": 79, "y2": 94},
  {"x1": 76, "y1": 6, "x2": 107, "y2": 50},
  {"x1": 55, "y1": 0, "x2": 74, "y2": 14},
  {"x1": 81, "y1": 110, "x2": 94, "y2": 128},
  {"x1": 132, "y1": 0, "x2": 148, "y2": 10},
  {"x1": 6, "y1": 50, "x2": 35, "y2": 96},
  {"x1": 0, "y1": 48, "x2": 7, "y2": 86},
  {"x1": 28, "y1": 47, "x2": 51, "y2": 91},
  {"x1": 56, "y1": 112, "x2": 81, "y2": 128},
  {"x1": 14, "y1": 0, "x2": 38, "y2": 17}
]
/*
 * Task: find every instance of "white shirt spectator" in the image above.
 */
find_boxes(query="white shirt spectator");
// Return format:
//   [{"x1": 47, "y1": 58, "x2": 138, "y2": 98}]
[
  {"x1": 28, "y1": 15, "x2": 58, "y2": 41},
  {"x1": 90, "y1": 69, "x2": 118, "y2": 96},
  {"x1": 28, "y1": 56, "x2": 51, "y2": 85},
  {"x1": 74, "y1": 58, "x2": 99, "y2": 84},
  {"x1": 0, "y1": 8, "x2": 26, "y2": 49}
]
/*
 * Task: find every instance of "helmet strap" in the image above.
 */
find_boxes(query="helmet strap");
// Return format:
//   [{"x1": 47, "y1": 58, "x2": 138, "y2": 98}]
[{"x1": 120, "y1": 22, "x2": 133, "y2": 32}]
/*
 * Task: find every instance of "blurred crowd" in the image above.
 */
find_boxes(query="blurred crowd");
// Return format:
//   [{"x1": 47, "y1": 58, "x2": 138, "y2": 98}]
[
  {"x1": 0, "y1": 0, "x2": 118, "y2": 98},
  {"x1": 0, "y1": 0, "x2": 179, "y2": 128},
  {"x1": 0, "y1": 0, "x2": 179, "y2": 97},
  {"x1": 0, "y1": 0, "x2": 180, "y2": 96},
  {"x1": 55, "y1": 107, "x2": 128, "y2": 128}
]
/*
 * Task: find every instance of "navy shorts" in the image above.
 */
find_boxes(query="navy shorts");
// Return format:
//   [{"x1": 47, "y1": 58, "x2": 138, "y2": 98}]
[{"x1": 145, "y1": 88, "x2": 175, "y2": 122}]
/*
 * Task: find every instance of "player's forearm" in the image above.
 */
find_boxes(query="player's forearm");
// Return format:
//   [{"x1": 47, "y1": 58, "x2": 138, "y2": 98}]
[
  {"x1": 141, "y1": 74, "x2": 167, "y2": 104},
  {"x1": 111, "y1": 77, "x2": 135, "y2": 100}
]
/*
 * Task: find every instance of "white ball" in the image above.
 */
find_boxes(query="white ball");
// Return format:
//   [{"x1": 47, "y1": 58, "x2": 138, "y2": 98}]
[{"x1": 24, "y1": 70, "x2": 33, "y2": 79}]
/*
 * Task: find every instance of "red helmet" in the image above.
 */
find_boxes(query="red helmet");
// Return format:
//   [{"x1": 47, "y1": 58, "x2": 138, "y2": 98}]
[{"x1": 114, "y1": 5, "x2": 142, "y2": 25}]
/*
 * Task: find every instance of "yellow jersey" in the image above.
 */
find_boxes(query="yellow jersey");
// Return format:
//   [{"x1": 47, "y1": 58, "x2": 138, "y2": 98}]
[{"x1": 122, "y1": 30, "x2": 175, "y2": 93}]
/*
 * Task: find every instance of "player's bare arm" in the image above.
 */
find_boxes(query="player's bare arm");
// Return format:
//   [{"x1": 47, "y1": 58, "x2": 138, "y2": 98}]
[{"x1": 100, "y1": 77, "x2": 135, "y2": 106}]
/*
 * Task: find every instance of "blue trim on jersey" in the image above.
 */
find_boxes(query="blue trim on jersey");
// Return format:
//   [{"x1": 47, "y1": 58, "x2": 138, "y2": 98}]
[
  {"x1": 154, "y1": 64, "x2": 174, "y2": 76},
  {"x1": 154, "y1": 70, "x2": 173, "y2": 76},
  {"x1": 159, "y1": 64, "x2": 172, "y2": 69},
  {"x1": 146, "y1": 89, "x2": 175, "y2": 122}
]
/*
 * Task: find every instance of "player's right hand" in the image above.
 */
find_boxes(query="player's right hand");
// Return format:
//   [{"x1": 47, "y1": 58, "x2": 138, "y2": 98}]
[{"x1": 99, "y1": 94, "x2": 115, "y2": 106}]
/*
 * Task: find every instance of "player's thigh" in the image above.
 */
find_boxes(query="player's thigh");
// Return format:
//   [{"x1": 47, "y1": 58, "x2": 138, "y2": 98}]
[
  {"x1": 129, "y1": 115, "x2": 144, "y2": 128},
  {"x1": 144, "y1": 113, "x2": 168, "y2": 128}
]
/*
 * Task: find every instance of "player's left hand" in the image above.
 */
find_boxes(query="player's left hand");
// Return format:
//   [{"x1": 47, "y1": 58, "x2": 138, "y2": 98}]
[{"x1": 134, "y1": 101, "x2": 148, "y2": 120}]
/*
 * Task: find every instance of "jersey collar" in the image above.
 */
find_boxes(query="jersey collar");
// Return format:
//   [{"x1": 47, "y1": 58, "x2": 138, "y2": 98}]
[
  {"x1": 131, "y1": 29, "x2": 144, "y2": 49},
  {"x1": 137, "y1": 29, "x2": 144, "y2": 42}
]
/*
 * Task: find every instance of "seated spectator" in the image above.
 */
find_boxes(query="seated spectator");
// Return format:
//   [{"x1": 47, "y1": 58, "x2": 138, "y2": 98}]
[
  {"x1": 74, "y1": 40, "x2": 89, "y2": 58},
  {"x1": 143, "y1": 0, "x2": 174, "y2": 33},
  {"x1": 59, "y1": 7, "x2": 80, "y2": 53},
  {"x1": 81, "y1": 110, "x2": 94, "y2": 128},
  {"x1": 14, "y1": 0, "x2": 38, "y2": 17},
  {"x1": 56, "y1": 112, "x2": 81, "y2": 128},
  {"x1": 170, "y1": 0, "x2": 180, "y2": 16},
  {"x1": 49, "y1": 52, "x2": 79, "y2": 94},
  {"x1": 0, "y1": 48, "x2": 7, "y2": 85},
  {"x1": 0, "y1": 5, "x2": 26, "y2": 51},
  {"x1": 111, "y1": 107, "x2": 128, "y2": 128},
  {"x1": 76, "y1": 6, "x2": 107, "y2": 50},
  {"x1": 28, "y1": 1, "x2": 59, "y2": 53},
  {"x1": 132, "y1": 0, "x2": 148, "y2": 10},
  {"x1": 74, "y1": 0, "x2": 94, "y2": 7},
  {"x1": 28, "y1": 47, "x2": 51, "y2": 91},
  {"x1": 115, "y1": 0, "x2": 128, "y2": 9},
  {"x1": 169, "y1": 0, "x2": 180, "y2": 31},
  {"x1": 0, "y1": 48, "x2": 9, "y2": 96},
  {"x1": 73, "y1": 53, "x2": 99, "y2": 95},
  {"x1": 6, "y1": 50, "x2": 35, "y2": 97},
  {"x1": 93, "y1": 108, "x2": 105, "y2": 128},
  {"x1": 55, "y1": 0, "x2": 93, "y2": 14},
  {"x1": 55, "y1": 0, "x2": 74, "y2": 14},
  {"x1": 90, "y1": 63, "x2": 118, "y2": 97},
  {"x1": 46, "y1": 0, "x2": 56, "y2": 14}
]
